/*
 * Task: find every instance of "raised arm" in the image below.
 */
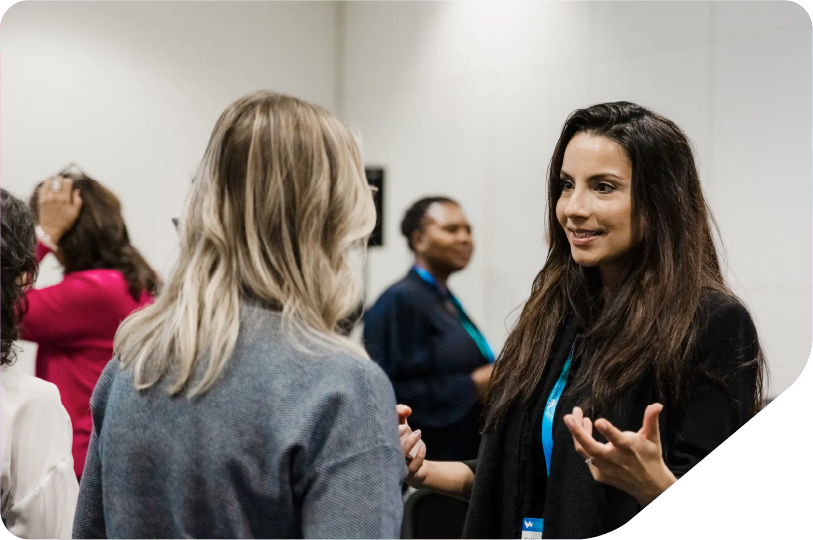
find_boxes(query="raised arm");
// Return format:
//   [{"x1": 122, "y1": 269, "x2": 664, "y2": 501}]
[{"x1": 19, "y1": 273, "x2": 119, "y2": 346}]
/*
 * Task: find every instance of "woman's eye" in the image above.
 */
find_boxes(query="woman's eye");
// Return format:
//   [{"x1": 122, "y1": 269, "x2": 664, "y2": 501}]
[
  {"x1": 560, "y1": 180, "x2": 573, "y2": 191},
  {"x1": 596, "y1": 183, "x2": 615, "y2": 194}
]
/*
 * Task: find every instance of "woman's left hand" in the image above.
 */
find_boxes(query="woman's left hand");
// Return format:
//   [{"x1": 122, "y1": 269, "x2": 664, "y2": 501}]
[{"x1": 563, "y1": 403, "x2": 677, "y2": 508}]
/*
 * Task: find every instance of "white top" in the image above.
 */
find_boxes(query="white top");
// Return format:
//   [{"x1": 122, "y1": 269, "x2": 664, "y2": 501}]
[{"x1": 1, "y1": 364, "x2": 78, "y2": 539}]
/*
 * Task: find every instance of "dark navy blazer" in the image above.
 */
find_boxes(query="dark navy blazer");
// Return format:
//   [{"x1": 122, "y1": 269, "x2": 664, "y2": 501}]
[{"x1": 363, "y1": 269, "x2": 490, "y2": 428}]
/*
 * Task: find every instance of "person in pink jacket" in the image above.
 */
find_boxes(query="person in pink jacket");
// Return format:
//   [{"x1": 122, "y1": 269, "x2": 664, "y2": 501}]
[{"x1": 20, "y1": 169, "x2": 157, "y2": 478}]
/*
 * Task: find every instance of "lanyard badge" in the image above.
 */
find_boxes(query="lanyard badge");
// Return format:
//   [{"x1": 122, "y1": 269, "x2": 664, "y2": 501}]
[{"x1": 521, "y1": 517, "x2": 544, "y2": 539}]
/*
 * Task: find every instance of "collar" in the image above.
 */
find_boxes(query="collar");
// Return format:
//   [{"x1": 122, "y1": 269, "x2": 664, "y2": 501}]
[{"x1": 411, "y1": 265, "x2": 450, "y2": 297}]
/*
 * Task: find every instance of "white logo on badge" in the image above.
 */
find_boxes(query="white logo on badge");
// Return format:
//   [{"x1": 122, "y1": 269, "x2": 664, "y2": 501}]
[{"x1": 524, "y1": 521, "x2": 533, "y2": 528}]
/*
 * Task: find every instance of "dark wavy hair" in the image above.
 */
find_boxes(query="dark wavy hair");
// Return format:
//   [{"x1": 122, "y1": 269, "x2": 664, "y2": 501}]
[
  {"x1": 29, "y1": 171, "x2": 159, "y2": 301},
  {"x1": 1, "y1": 189, "x2": 38, "y2": 366},
  {"x1": 484, "y1": 101, "x2": 765, "y2": 430},
  {"x1": 400, "y1": 196, "x2": 458, "y2": 251}
]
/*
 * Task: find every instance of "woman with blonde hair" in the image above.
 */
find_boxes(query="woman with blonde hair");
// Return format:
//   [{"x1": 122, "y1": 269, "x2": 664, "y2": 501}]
[{"x1": 72, "y1": 91, "x2": 406, "y2": 539}]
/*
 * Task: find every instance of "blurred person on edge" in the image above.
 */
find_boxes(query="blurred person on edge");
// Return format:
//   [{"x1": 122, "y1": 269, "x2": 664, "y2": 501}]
[
  {"x1": 364, "y1": 197, "x2": 494, "y2": 462},
  {"x1": 20, "y1": 170, "x2": 158, "y2": 479},
  {"x1": 1, "y1": 188, "x2": 78, "y2": 539}
]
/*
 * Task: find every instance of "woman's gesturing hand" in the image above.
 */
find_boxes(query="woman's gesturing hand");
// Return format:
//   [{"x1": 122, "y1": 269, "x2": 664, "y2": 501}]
[
  {"x1": 397, "y1": 404, "x2": 429, "y2": 488},
  {"x1": 38, "y1": 176, "x2": 83, "y2": 244},
  {"x1": 563, "y1": 403, "x2": 677, "y2": 508}
]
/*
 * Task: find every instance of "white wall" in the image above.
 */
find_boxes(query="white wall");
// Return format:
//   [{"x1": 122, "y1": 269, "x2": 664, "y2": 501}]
[
  {"x1": 0, "y1": 1, "x2": 340, "y2": 374},
  {"x1": 341, "y1": 1, "x2": 811, "y2": 399},
  {"x1": 2, "y1": 1, "x2": 809, "y2": 399}
]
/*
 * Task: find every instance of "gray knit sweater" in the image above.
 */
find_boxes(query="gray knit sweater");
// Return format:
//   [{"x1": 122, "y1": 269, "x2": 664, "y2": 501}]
[{"x1": 72, "y1": 304, "x2": 407, "y2": 539}]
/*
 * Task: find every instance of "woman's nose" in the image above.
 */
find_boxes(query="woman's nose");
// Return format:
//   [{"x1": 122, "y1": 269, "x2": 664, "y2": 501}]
[{"x1": 565, "y1": 188, "x2": 590, "y2": 219}]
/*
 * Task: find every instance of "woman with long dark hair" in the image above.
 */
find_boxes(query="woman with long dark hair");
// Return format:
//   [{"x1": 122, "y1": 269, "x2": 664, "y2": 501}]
[
  {"x1": 398, "y1": 102, "x2": 765, "y2": 539},
  {"x1": 20, "y1": 170, "x2": 158, "y2": 478}
]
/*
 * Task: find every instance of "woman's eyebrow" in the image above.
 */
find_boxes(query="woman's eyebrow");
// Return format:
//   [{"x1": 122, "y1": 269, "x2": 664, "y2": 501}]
[{"x1": 559, "y1": 170, "x2": 626, "y2": 182}]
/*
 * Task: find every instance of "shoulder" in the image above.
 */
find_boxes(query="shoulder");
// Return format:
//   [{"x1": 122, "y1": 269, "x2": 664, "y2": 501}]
[
  {"x1": 303, "y1": 347, "x2": 396, "y2": 405},
  {"x1": 1, "y1": 366, "x2": 60, "y2": 407},
  {"x1": 89, "y1": 356, "x2": 123, "y2": 408},
  {"x1": 1, "y1": 367, "x2": 64, "y2": 412},
  {"x1": 1, "y1": 366, "x2": 71, "y2": 446},
  {"x1": 694, "y1": 289, "x2": 760, "y2": 371},
  {"x1": 368, "y1": 275, "x2": 430, "y2": 314},
  {"x1": 291, "y1": 344, "x2": 396, "y2": 418},
  {"x1": 699, "y1": 290, "x2": 757, "y2": 336}
]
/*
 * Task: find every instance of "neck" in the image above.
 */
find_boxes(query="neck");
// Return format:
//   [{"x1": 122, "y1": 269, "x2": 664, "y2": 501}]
[
  {"x1": 598, "y1": 264, "x2": 620, "y2": 300},
  {"x1": 414, "y1": 258, "x2": 450, "y2": 288}
]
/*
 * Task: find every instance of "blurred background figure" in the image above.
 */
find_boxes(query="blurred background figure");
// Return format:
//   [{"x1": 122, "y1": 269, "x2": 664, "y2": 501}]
[
  {"x1": 364, "y1": 196, "x2": 494, "y2": 463},
  {"x1": 20, "y1": 170, "x2": 158, "y2": 479},
  {"x1": 1, "y1": 188, "x2": 78, "y2": 539}
]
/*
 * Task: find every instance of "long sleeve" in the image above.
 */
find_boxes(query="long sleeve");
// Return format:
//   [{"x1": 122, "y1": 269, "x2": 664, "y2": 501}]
[
  {"x1": 72, "y1": 358, "x2": 119, "y2": 539},
  {"x1": 363, "y1": 292, "x2": 476, "y2": 426},
  {"x1": 298, "y1": 359, "x2": 406, "y2": 539},
  {"x1": 19, "y1": 271, "x2": 125, "y2": 347},
  {"x1": 1, "y1": 375, "x2": 79, "y2": 540},
  {"x1": 666, "y1": 298, "x2": 761, "y2": 477}
]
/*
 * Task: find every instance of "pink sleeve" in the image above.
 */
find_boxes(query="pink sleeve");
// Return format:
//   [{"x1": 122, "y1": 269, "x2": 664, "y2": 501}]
[{"x1": 19, "y1": 274, "x2": 115, "y2": 346}]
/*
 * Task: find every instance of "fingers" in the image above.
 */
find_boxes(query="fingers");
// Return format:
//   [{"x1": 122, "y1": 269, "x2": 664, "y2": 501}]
[
  {"x1": 40, "y1": 176, "x2": 73, "y2": 201},
  {"x1": 396, "y1": 404, "x2": 412, "y2": 424},
  {"x1": 639, "y1": 403, "x2": 664, "y2": 443},
  {"x1": 570, "y1": 431, "x2": 590, "y2": 460},
  {"x1": 594, "y1": 418, "x2": 632, "y2": 449},
  {"x1": 567, "y1": 408, "x2": 595, "y2": 457},
  {"x1": 403, "y1": 429, "x2": 422, "y2": 456},
  {"x1": 407, "y1": 440, "x2": 426, "y2": 474},
  {"x1": 564, "y1": 414, "x2": 608, "y2": 459},
  {"x1": 572, "y1": 406, "x2": 584, "y2": 425}
]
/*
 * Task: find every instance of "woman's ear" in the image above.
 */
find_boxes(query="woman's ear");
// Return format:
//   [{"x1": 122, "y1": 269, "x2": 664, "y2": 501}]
[
  {"x1": 411, "y1": 229, "x2": 426, "y2": 254},
  {"x1": 411, "y1": 229, "x2": 426, "y2": 253}
]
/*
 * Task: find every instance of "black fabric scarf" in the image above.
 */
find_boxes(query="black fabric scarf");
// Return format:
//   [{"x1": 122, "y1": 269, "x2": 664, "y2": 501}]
[{"x1": 463, "y1": 315, "x2": 646, "y2": 539}]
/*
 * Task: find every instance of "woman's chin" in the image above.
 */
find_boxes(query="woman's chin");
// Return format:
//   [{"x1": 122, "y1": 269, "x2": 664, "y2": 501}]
[{"x1": 570, "y1": 252, "x2": 601, "y2": 268}]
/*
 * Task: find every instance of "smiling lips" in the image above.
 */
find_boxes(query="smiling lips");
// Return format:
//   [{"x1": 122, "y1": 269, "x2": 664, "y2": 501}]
[{"x1": 570, "y1": 229, "x2": 602, "y2": 246}]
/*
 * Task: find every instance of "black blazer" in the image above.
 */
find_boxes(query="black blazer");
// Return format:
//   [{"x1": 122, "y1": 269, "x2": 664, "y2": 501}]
[
  {"x1": 463, "y1": 290, "x2": 760, "y2": 539},
  {"x1": 363, "y1": 269, "x2": 490, "y2": 428}
]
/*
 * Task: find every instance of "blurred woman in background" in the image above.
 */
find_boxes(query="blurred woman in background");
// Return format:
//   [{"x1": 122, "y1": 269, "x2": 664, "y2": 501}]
[
  {"x1": 365, "y1": 196, "x2": 493, "y2": 463},
  {"x1": 1, "y1": 188, "x2": 78, "y2": 539},
  {"x1": 72, "y1": 91, "x2": 405, "y2": 539},
  {"x1": 21, "y1": 171, "x2": 158, "y2": 478}
]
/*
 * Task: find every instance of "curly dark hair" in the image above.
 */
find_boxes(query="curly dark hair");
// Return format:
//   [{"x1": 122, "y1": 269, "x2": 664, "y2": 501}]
[
  {"x1": 29, "y1": 170, "x2": 159, "y2": 301},
  {"x1": 400, "y1": 196, "x2": 458, "y2": 251},
  {"x1": 1, "y1": 189, "x2": 38, "y2": 366}
]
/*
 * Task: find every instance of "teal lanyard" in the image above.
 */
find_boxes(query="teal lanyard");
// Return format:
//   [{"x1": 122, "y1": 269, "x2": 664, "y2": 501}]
[
  {"x1": 541, "y1": 343, "x2": 575, "y2": 475},
  {"x1": 412, "y1": 266, "x2": 495, "y2": 363}
]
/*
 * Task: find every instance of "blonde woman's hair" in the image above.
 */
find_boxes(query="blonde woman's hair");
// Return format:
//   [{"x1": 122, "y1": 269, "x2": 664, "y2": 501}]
[{"x1": 114, "y1": 91, "x2": 376, "y2": 395}]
